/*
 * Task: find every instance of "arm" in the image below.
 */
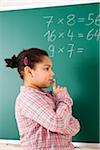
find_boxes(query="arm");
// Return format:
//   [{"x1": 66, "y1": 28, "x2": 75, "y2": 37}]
[
  {"x1": 54, "y1": 91, "x2": 80, "y2": 136},
  {"x1": 53, "y1": 79, "x2": 80, "y2": 136}
]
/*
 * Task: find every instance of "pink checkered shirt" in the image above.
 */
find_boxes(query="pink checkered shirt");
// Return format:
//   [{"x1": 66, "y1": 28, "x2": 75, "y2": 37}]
[{"x1": 15, "y1": 86, "x2": 80, "y2": 150}]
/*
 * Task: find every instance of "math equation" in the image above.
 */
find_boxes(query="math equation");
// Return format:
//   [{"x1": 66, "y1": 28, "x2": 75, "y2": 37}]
[{"x1": 43, "y1": 13, "x2": 100, "y2": 59}]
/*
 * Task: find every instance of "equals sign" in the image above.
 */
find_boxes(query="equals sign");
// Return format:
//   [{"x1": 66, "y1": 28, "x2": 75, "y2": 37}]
[
  {"x1": 77, "y1": 48, "x2": 84, "y2": 53},
  {"x1": 78, "y1": 33, "x2": 84, "y2": 38},
  {"x1": 78, "y1": 18, "x2": 85, "y2": 23}
]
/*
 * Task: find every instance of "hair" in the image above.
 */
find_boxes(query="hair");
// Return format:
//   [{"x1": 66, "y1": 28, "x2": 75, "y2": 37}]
[{"x1": 5, "y1": 48, "x2": 49, "y2": 79}]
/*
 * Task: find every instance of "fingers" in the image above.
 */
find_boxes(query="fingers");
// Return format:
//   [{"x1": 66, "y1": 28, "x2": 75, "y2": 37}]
[
  {"x1": 58, "y1": 86, "x2": 67, "y2": 92},
  {"x1": 52, "y1": 79, "x2": 67, "y2": 94}
]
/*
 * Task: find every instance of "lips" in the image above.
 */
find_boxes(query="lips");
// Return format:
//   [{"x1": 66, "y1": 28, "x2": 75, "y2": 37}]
[{"x1": 49, "y1": 79, "x2": 52, "y2": 82}]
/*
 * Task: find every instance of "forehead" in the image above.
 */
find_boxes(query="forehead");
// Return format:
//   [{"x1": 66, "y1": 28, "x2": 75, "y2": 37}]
[
  {"x1": 41, "y1": 56, "x2": 52, "y2": 64},
  {"x1": 36, "y1": 56, "x2": 52, "y2": 68}
]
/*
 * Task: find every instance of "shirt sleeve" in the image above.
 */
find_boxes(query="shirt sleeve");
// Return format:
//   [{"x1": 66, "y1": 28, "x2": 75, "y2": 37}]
[
  {"x1": 54, "y1": 91, "x2": 80, "y2": 136},
  {"x1": 20, "y1": 90, "x2": 80, "y2": 136}
]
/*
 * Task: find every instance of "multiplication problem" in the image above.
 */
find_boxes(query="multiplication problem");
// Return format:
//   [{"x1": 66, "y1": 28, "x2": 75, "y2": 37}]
[
  {"x1": 43, "y1": 13, "x2": 100, "y2": 59},
  {"x1": 43, "y1": 13, "x2": 100, "y2": 27}
]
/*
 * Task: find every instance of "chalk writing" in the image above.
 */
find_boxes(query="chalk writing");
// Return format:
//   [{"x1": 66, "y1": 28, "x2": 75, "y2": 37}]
[{"x1": 43, "y1": 12, "x2": 99, "y2": 59}]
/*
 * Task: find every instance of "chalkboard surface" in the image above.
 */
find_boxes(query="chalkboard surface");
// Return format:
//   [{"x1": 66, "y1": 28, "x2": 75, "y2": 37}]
[{"x1": 0, "y1": 3, "x2": 99, "y2": 143}]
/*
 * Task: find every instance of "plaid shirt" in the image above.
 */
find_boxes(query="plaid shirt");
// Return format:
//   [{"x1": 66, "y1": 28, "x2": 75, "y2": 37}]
[{"x1": 15, "y1": 86, "x2": 80, "y2": 150}]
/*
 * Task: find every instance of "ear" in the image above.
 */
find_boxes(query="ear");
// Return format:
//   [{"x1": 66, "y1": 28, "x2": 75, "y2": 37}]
[{"x1": 24, "y1": 66, "x2": 35, "y2": 78}]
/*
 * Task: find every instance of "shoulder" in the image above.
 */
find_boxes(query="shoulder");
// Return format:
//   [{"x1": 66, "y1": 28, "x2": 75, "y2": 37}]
[{"x1": 16, "y1": 86, "x2": 47, "y2": 105}]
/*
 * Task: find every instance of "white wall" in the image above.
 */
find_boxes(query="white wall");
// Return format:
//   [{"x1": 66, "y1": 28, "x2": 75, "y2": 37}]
[{"x1": 0, "y1": 0, "x2": 99, "y2": 11}]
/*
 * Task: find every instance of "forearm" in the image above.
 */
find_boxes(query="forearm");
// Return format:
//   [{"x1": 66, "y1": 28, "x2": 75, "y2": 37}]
[
  {"x1": 53, "y1": 91, "x2": 72, "y2": 134},
  {"x1": 54, "y1": 91, "x2": 80, "y2": 136}
]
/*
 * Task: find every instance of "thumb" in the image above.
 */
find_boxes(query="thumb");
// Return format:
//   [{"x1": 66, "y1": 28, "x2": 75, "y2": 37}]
[{"x1": 52, "y1": 79, "x2": 56, "y2": 91}]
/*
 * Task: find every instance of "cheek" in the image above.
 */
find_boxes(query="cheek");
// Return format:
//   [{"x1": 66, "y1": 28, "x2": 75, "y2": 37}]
[
  {"x1": 39, "y1": 75, "x2": 48, "y2": 83},
  {"x1": 34, "y1": 71, "x2": 49, "y2": 81},
  {"x1": 35, "y1": 73, "x2": 44, "y2": 81}
]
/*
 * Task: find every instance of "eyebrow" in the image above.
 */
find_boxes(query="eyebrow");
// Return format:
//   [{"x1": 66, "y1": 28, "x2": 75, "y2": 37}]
[{"x1": 43, "y1": 64, "x2": 52, "y2": 67}]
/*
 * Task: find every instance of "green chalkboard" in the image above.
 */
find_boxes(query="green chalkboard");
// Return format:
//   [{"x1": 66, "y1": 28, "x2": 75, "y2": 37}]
[{"x1": 0, "y1": 3, "x2": 99, "y2": 143}]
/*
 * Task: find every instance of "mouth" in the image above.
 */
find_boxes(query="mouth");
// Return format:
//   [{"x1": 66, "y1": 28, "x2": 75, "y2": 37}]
[{"x1": 49, "y1": 79, "x2": 53, "y2": 83}]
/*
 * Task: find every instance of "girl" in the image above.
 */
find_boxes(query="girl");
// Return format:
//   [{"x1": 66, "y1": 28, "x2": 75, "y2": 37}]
[{"x1": 5, "y1": 48, "x2": 80, "y2": 150}]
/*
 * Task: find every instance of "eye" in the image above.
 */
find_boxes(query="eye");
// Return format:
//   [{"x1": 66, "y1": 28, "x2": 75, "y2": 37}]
[{"x1": 44, "y1": 67, "x2": 49, "y2": 70}]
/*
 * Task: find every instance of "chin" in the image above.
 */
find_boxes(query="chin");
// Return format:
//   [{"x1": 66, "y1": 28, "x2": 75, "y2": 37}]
[{"x1": 42, "y1": 84, "x2": 50, "y2": 88}]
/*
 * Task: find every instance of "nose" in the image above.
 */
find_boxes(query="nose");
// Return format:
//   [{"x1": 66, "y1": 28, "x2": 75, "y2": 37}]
[{"x1": 51, "y1": 70, "x2": 55, "y2": 77}]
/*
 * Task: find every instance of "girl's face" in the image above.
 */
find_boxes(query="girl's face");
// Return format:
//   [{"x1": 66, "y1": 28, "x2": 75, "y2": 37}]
[{"x1": 29, "y1": 56, "x2": 54, "y2": 89}]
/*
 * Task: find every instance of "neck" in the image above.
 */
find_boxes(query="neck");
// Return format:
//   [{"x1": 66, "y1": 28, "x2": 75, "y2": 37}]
[
  {"x1": 24, "y1": 82, "x2": 42, "y2": 91},
  {"x1": 23, "y1": 76, "x2": 42, "y2": 91}
]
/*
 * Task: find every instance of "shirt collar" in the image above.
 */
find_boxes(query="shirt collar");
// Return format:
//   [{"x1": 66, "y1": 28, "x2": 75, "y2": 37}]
[{"x1": 20, "y1": 85, "x2": 53, "y2": 96}]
